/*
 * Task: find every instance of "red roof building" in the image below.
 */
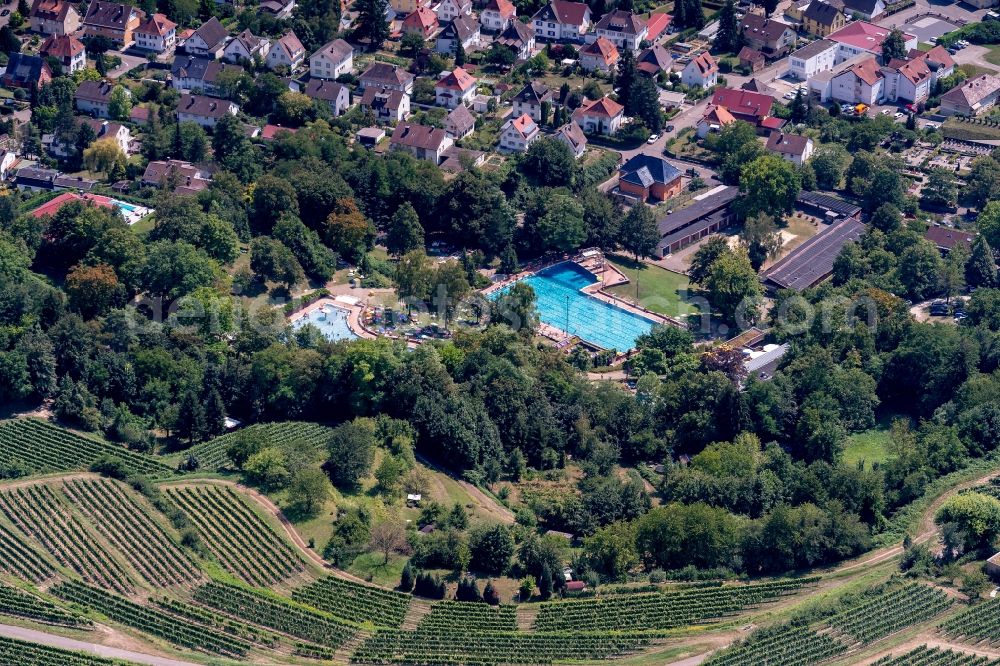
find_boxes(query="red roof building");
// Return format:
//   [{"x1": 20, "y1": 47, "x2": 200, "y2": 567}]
[
  {"x1": 30, "y1": 192, "x2": 114, "y2": 218},
  {"x1": 710, "y1": 87, "x2": 773, "y2": 125},
  {"x1": 401, "y1": 6, "x2": 438, "y2": 38},
  {"x1": 645, "y1": 12, "x2": 670, "y2": 42}
]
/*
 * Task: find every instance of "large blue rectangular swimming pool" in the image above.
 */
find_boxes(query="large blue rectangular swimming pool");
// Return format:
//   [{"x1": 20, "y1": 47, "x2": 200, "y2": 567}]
[{"x1": 497, "y1": 262, "x2": 656, "y2": 351}]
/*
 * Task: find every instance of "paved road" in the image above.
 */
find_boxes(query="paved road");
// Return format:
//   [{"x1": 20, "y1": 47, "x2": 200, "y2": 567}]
[{"x1": 0, "y1": 623, "x2": 201, "y2": 666}]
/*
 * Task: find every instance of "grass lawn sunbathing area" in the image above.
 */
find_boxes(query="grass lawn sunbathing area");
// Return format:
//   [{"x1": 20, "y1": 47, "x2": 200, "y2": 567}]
[{"x1": 606, "y1": 254, "x2": 702, "y2": 318}]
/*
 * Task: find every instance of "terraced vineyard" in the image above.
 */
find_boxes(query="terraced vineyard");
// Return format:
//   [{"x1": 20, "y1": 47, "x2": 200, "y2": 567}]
[
  {"x1": 351, "y1": 629, "x2": 652, "y2": 664},
  {"x1": 53, "y1": 581, "x2": 252, "y2": 658},
  {"x1": 0, "y1": 583, "x2": 90, "y2": 627},
  {"x1": 416, "y1": 601, "x2": 517, "y2": 633},
  {"x1": 705, "y1": 581, "x2": 953, "y2": 666},
  {"x1": 0, "y1": 419, "x2": 171, "y2": 478},
  {"x1": 61, "y1": 478, "x2": 200, "y2": 588},
  {"x1": 0, "y1": 634, "x2": 137, "y2": 665},
  {"x1": 0, "y1": 484, "x2": 136, "y2": 595},
  {"x1": 165, "y1": 484, "x2": 305, "y2": 586},
  {"x1": 153, "y1": 597, "x2": 280, "y2": 647},
  {"x1": 0, "y1": 521, "x2": 56, "y2": 583},
  {"x1": 941, "y1": 597, "x2": 1000, "y2": 644},
  {"x1": 186, "y1": 422, "x2": 334, "y2": 470},
  {"x1": 704, "y1": 624, "x2": 847, "y2": 666},
  {"x1": 193, "y1": 581, "x2": 356, "y2": 648},
  {"x1": 873, "y1": 645, "x2": 1000, "y2": 665},
  {"x1": 534, "y1": 579, "x2": 812, "y2": 632},
  {"x1": 292, "y1": 576, "x2": 411, "y2": 627},
  {"x1": 826, "y1": 582, "x2": 951, "y2": 644}
]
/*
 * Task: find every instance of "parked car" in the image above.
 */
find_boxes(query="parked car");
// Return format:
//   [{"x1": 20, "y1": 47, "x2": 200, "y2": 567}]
[
  {"x1": 665, "y1": 124, "x2": 674, "y2": 132},
  {"x1": 929, "y1": 301, "x2": 950, "y2": 316},
  {"x1": 894, "y1": 111, "x2": 905, "y2": 119},
  {"x1": 646, "y1": 134, "x2": 659, "y2": 144}
]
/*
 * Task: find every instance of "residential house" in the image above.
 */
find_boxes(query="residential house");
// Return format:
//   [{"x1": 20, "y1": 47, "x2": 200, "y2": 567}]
[
  {"x1": 572, "y1": 96, "x2": 624, "y2": 135},
  {"x1": 495, "y1": 20, "x2": 534, "y2": 60},
  {"x1": 636, "y1": 44, "x2": 671, "y2": 77},
  {"x1": 82, "y1": 1, "x2": 144, "y2": 46},
  {"x1": 884, "y1": 56, "x2": 932, "y2": 104},
  {"x1": 593, "y1": 9, "x2": 647, "y2": 51},
  {"x1": 39, "y1": 35, "x2": 86, "y2": 73},
  {"x1": 436, "y1": 17, "x2": 480, "y2": 54},
  {"x1": 134, "y1": 13, "x2": 177, "y2": 53},
  {"x1": 555, "y1": 121, "x2": 587, "y2": 158},
  {"x1": 788, "y1": 38, "x2": 837, "y2": 80},
  {"x1": 267, "y1": 31, "x2": 306, "y2": 70},
  {"x1": 75, "y1": 80, "x2": 122, "y2": 117},
  {"x1": 172, "y1": 57, "x2": 245, "y2": 96},
  {"x1": 499, "y1": 113, "x2": 540, "y2": 152},
  {"x1": 696, "y1": 103, "x2": 736, "y2": 138},
  {"x1": 925, "y1": 226, "x2": 975, "y2": 254},
  {"x1": 681, "y1": 52, "x2": 718, "y2": 89},
  {"x1": 224, "y1": 30, "x2": 270, "y2": 63},
  {"x1": 142, "y1": 159, "x2": 212, "y2": 194},
  {"x1": 176, "y1": 93, "x2": 239, "y2": 128},
  {"x1": 940, "y1": 74, "x2": 1000, "y2": 117},
  {"x1": 390, "y1": 0, "x2": 425, "y2": 16},
  {"x1": 709, "y1": 88, "x2": 774, "y2": 127},
  {"x1": 310, "y1": 38, "x2": 353, "y2": 80},
  {"x1": 765, "y1": 131, "x2": 814, "y2": 165},
  {"x1": 841, "y1": 0, "x2": 884, "y2": 19},
  {"x1": 828, "y1": 22, "x2": 916, "y2": 63},
  {"x1": 830, "y1": 56, "x2": 883, "y2": 105},
  {"x1": 359, "y1": 62, "x2": 415, "y2": 94},
  {"x1": 645, "y1": 12, "x2": 671, "y2": 41},
  {"x1": 739, "y1": 14, "x2": 796, "y2": 58},
  {"x1": 801, "y1": 0, "x2": 844, "y2": 37},
  {"x1": 359, "y1": 87, "x2": 410, "y2": 123},
  {"x1": 531, "y1": 0, "x2": 591, "y2": 42},
  {"x1": 436, "y1": 0, "x2": 471, "y2": 23},
  {"x1": 435, "y1": 67, "x2": 477, "y2": 108},
  {"x1": 445, "y1": 104, "x2": 476, "y2": 139},
  {"x1": 618, "y1": 154, "x2": 682, "y2": 202},
  {"x1": 402, "y1": 6, "x2": 439, "y2": 38},
  {"x1": 29, "y1": 0, "x2": 80, "y2": 35},
  {"x1": 304, "y1": 79, "x2": 351, "y2": 115},
  {"x1": 14, "y1": 167, "x2": 60, "y2": 191},
  {"x1": 739, "y1": 46, "x2": 765, "y2": 72},
  {"x1": 480, "y1": 0, "x2": 515, "y2": 32},
  {"x1": 84, "y1": 118, "x2": 132, "y2": 154},
  {"x1": 260, "y1": 0, "x2": 295, "y2": 17},
  {"x1": 579, "y1": 36, "x2": 619, "y2": 72},
  {"x1": 909, "y1": 45, "x2": 955, "y2": 87},
  {"x1": 512, "y1": 81, "x2": 552, "y2": 122},
  {"x1": 184, "y1": 17, "x2": 229, "y2": 58},
  {"x1": 390, "y1": 122, "x2": 454, "y2": 163}
]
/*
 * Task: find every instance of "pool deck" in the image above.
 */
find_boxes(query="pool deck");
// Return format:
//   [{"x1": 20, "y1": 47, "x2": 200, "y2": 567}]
[{"x1": 289, "y1": 297, "x2": 375, "y2": 340}]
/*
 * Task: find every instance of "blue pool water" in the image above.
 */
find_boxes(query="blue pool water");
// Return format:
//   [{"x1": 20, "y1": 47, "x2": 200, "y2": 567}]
[
  {"x1": 497, "y1": 262, "x2": 655, "y2": 351},
  {"x1": 292, "y1": 304, "x2": 359, "y2": 341},
  {"x1": 113, "y1": 200, "x2": 139, "y2": 213}
]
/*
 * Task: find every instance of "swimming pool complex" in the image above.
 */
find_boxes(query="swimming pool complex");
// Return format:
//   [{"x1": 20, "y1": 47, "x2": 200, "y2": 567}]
[
  {"x1": 292, "y1": 303, "x2": 359, "y2": 342},
  {"x1": 496, "y1": 262, "x2": 656, "y2": 351}
]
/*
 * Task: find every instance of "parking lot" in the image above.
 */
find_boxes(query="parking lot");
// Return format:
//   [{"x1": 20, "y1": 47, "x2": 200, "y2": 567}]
[{"x1": 898, "y1": 15, "x2": 962, "y2": 45}]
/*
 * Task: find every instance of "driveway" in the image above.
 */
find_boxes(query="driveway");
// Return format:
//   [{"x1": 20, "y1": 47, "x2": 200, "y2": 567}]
[
  {"x1": 955, "y1": 44, "x2": 1000, "y2": 73},
  {"x1": 106, "y1": 51, "x2": 148, "y2": 79},
  {"x1": 0, "y1": 623, "x2": 202, "y2": 666}
]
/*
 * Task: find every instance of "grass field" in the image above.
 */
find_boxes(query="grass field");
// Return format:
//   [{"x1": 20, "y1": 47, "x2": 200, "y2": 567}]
[
  {"x1": 841, "y1": 414, "x2": 908, "y2": 468},
  {"x1": 605, "y1": 254, "x2": 701, "y2": 318},
  {"x1": 984, "y1": 44, "x2": 1000, "y2": 67}
]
